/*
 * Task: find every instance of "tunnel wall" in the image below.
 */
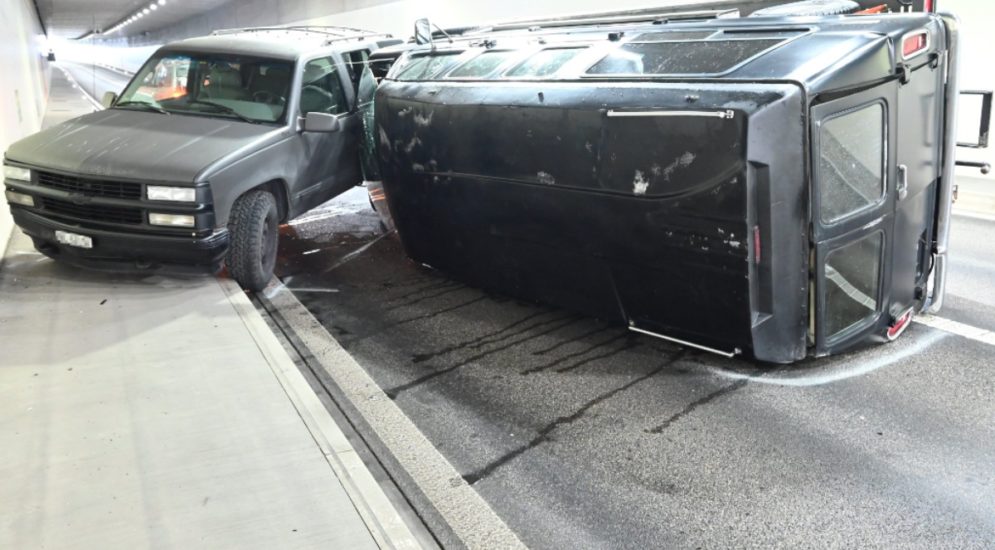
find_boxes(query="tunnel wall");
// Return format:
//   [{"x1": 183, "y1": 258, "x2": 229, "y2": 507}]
[{"x1": 0, "y1": 0, "x2": 49, "y2": 256}]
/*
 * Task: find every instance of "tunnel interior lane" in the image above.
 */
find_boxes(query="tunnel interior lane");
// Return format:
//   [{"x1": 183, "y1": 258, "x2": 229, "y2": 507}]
[{"x1": 270, "y1": 189, "x2": 995, "y2": 549}]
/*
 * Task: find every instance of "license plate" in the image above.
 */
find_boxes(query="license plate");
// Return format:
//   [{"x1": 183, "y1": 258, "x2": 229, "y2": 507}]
[{"x1": 55, "y1": 230, "x2": 93, "y2": 249}]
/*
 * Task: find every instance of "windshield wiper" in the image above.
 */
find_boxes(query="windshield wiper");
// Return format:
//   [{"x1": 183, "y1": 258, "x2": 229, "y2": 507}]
[
  {"x1": 114, "y1": 100, "x2": 170, "y2": 115},
  {"x1": 186, "y1": 99, "x2": 259, "y2": 124}
]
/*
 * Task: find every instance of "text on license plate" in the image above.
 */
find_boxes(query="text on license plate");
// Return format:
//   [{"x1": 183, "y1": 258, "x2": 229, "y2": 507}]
[{"x1": 55, "y1": 230, "x2": 93, "y2": 249}]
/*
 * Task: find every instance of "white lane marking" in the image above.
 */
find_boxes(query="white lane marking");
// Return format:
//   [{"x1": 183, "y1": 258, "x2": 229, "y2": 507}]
[
  {"x1": 282, "y1": 287, "x2": 340, "y2": 293},
  {"x1": 56, "y1": 65, "x2": 104, "y2": 111},
  {"x1": 322, "y1": 231, "x2": 393, "y2": 274},
  {"x1": 707, "y1": 330, "x2": 949, "y2": 387},
  {"x1": 914, "y1": 314, "x2": 995, "y2": 347},
  {"x1": 952, "y1": 209, "x2": 995, "y2": 223},
  {"x1": 259, "y1": 281, "x2": 527, "y2": 550},
  {"x1": 219, "y1": 277, "x2": 423, "y2": 550}
]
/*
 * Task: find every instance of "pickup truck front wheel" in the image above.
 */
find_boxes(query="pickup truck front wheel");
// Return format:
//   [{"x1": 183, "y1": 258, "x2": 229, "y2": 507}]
[{"x1": 226, "y1": 190, "x2": 279, "y2": 292}]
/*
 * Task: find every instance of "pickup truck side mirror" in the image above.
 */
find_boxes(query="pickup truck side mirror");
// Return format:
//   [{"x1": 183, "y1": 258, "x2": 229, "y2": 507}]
[
  {"x1": 414, "y1": 18, "x2": 433, "y2": 45},
  {"x1": 101, "y1": 91, "x2": 118, "y2": 109},
  {"x1": 302, "y1": 112, "x2": 342, "y2": 133}
]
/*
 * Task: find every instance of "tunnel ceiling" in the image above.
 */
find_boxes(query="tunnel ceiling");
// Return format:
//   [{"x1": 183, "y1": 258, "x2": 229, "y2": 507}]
[{"x1": 36, "y1": 0, "x2": 234, "y2": 39}]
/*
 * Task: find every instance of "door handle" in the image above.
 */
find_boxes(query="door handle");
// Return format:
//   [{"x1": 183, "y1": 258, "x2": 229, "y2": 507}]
[{"x1": 897, "y1": 164, "x2": 908, "y2": 201}]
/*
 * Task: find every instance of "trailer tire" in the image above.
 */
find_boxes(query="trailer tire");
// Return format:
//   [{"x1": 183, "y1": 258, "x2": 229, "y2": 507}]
[
  {"x1": 750, "y1": 0, "x2": 859, "y2": 17},
  {"x1": 226, "y1": 190, "x2": 279, "y2": 293}
]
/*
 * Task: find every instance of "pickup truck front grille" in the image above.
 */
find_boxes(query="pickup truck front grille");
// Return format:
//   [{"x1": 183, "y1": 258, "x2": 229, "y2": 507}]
[
  {"x1": 40, "y1": 197, "x2": 144, "y2": 225},
  {"x1": 36, "y1": 171, "x2": 143, "y2": 200}
]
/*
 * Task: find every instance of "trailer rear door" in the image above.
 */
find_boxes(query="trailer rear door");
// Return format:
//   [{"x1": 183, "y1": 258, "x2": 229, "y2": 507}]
[{"x1": 811, "y1": 83, "x2": 897, "y2": 355}]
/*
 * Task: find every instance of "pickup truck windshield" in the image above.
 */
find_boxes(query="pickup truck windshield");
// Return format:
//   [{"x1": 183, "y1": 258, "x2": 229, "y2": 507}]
[{"x1": 116, "y1": 52, "x2": 293, "y2": 124}]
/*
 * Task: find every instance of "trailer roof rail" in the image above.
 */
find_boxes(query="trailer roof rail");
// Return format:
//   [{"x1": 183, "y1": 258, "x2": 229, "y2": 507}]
[{"x1": 487, "y1": 7, "x2": 740, "y2": 32}]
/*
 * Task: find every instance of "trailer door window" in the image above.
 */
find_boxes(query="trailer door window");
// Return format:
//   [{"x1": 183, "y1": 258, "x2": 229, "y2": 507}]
[
  {"x1": 818, "y1": 103, "x2": 885, "y2": 223},
  {"x1": 824, "y1": 232, "x2": 883, "y2": 340}
]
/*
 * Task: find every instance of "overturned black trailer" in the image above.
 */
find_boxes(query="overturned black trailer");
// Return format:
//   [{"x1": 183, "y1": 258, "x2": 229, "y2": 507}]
[{"x1": 372, "y1": 7, "x2": 987, "y2": 363}]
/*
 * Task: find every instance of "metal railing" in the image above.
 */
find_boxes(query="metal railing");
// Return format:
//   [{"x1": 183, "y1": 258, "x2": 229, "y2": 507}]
[{"x1": 211, "y1": 25, "x2": 393, "y2": 45}]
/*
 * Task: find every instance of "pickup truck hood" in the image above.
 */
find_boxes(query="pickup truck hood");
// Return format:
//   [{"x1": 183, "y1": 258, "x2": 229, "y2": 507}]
[{"x1": 4, "y1": 108, "x2": 286, "y2": 182}]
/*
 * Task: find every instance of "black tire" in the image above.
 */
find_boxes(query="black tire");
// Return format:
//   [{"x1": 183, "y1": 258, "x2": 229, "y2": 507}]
[
  {"x1": 226, "y1": 190, "x2": 279, "y2": 292},
  {"x1": 750, "y1": 0, "x2": 859, "y2": 17}
]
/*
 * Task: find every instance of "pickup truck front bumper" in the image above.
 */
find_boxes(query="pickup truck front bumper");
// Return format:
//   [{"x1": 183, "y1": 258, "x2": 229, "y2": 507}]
[{"x1": 12, "y1": 206, "x2": 229, "y2": 272}]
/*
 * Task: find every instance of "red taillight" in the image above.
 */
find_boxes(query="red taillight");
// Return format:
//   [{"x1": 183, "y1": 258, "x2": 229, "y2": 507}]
[
  {"x1": 887, "y1": 308, "x2": 915, "y2": 341},
  {"x1": 903, "y1": 31, "x2": 928, "y2": 59},
  {"x1": 924, "y1": 0, "x2": 935, "y2": 12},
  {"x1": 753, "y1": 225, "x2": 761, "y2": 264}
]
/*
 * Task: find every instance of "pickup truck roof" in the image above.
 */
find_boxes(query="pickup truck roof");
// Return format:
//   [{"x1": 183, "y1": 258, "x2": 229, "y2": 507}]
[{"x1": 166, "y1": 26, "x2": 398, "y2": 60}]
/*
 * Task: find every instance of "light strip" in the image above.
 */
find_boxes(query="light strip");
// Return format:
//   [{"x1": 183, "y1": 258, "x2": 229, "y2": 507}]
[{"x1": 105, "y1": 1, "x2": 168, "y2": 35}]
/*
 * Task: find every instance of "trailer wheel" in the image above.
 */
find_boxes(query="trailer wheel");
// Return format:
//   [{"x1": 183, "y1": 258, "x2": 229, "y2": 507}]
[
  {"x1": 750, "y1": 0, "x2": 859, "y2": 16},
  {"x1": 226, "y1": 190, "x2": 279, "y2": 292}
]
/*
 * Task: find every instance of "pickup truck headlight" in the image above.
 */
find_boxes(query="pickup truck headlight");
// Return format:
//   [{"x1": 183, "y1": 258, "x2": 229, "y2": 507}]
[
  {"x1": 3, "y1": 165, "x2": 31, "y2": 182},
  {"x1": 5, "y1": 190, "x2": 34, "y2": 207},
  {"x1": 147, "y1": 185, "x2": 196, "y2": 202},
  {"x1": 149, "y1": 213, "x2": 195, "y2": 227}
]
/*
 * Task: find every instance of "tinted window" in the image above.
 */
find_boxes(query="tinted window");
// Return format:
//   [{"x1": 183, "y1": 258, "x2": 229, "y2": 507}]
[
  {"x1": 300, "y1": 57, "x2": 348, "y2": 115},
  {"x1": 506, "y1": 48, "x2": 583, "y2": 77},
  {"x1": 449, "y1": 51, "x2": 515, "y2": 78},
  {"x1": 587, "y1": 39, "x2": 782, "y2": 75},
  {"x1": 825, "y1": 232, "x2": 883, "y2": 339},
  {"x1": 819, "y1": 104, "x2": 885, "y2": 223},
  {"x1": 395, "y1": 53, "x2": 461, "y2": 81}
]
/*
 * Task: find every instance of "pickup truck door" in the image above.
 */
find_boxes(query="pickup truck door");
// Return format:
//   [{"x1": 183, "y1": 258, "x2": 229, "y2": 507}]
[{"x1": 293, "y1": 55, "x2": 363, "y2": 214}]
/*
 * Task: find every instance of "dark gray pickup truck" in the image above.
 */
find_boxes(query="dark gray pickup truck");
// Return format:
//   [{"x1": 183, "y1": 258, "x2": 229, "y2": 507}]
[{"x1": 3, "y1": 26, "x2": 399, "y2": 291}]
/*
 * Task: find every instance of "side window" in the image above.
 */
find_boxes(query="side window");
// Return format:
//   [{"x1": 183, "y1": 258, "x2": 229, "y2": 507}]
[
  {"x1": 300, "y1": 57, "x2": 348, "y2": 115},
  {"x1": 818, "y1": 103, "x2": 885, "y2": 223},
  {"x1": 505, "y1": 48, "x2": 583, "y2": 78},
  {"x1": 448, "y1": 51, "x2": 514, "y2": 78},
  {"x1": 393, "y1": 53, "x2": 461, "y2": 81},
  {"x1": 344, "y1": 49, "x2": 371, "y2": 95}
]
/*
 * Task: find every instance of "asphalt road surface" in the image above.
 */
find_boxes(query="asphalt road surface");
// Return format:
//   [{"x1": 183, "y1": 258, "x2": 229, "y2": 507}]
[
  {"x1": 59, "y1": 61, "x2": 131, "y2": 104},
  {"x1": 269, "y1": 187, "x2": 995, "y2": 549}
]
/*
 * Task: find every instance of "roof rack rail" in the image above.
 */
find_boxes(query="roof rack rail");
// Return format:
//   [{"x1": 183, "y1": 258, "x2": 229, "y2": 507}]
[
  {"x1": 488, "y1": 7, "x2": 739, "y2": 31},
  {"x1": 212, "y1": 25, "x2": 391, "y2": 41}
]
